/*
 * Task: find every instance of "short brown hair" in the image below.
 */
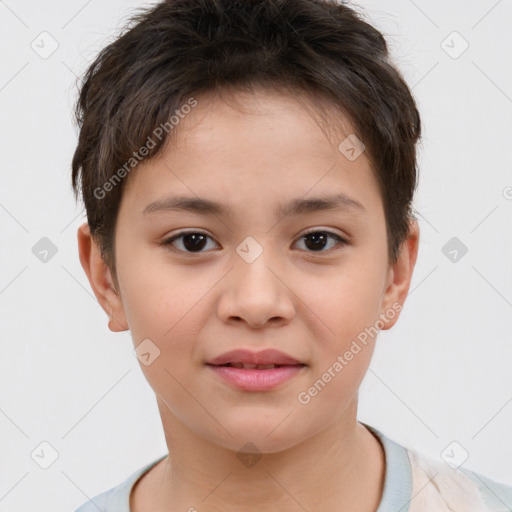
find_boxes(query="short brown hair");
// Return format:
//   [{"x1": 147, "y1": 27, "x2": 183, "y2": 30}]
[{"x1": 71, "y1": 0, "x2": 421, "y2": 283}]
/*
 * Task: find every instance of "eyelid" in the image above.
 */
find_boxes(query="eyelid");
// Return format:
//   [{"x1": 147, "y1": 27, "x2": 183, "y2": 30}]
[{"x1": 299, "y1": 227, "x2": 349, "y2": 242}]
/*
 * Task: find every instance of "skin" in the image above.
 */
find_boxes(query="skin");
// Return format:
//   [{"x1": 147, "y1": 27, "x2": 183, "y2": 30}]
[{"x1": 78, "y1": 87, "x2": 419, "y2": 512}]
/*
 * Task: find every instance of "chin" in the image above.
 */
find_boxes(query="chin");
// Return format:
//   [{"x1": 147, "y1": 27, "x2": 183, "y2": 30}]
[{"x1": 207, "y1": 416, "x2": 310, "y2": 455}]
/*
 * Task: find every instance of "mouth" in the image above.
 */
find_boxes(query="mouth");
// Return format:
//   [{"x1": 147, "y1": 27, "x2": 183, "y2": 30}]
[
  {"x1": 205, "y1": 348, "x2": 307, "y2": 390},
  {"x1": 208, "y1": 362, "x2": 306, "y2": 369},
  {"x1": 206, "y1": 348, "x2": 306, "y2": 367},
  {"x1": 206, "y1": 361, "x2": 307, "y2": 391}
]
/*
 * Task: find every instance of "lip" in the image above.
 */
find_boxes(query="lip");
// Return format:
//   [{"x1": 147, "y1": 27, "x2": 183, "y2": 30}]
[
  {"x1": 205, "y1": 348, "x2": 306, "y2": 392},
  {"x1": 207, "y1": 365, "x2": 306, "y2": 391},
  {"x1": 206, "y1": 348, "x2": 303, "y2": 366}
]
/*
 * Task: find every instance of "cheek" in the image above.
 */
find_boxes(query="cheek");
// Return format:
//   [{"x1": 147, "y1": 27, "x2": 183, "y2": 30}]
[
  {"x1": 120, "y1": 270, "x2": 208, "y2": 399},
  {"x1": 302, "y1": 257, "x2": 386, "y2": 352},
  {"x1": 116, "y1": 244, "x2": 190, "y2": 337},
  {"x1": 124, "y1": 279, "x2": 204, "y2": 352},
  {"x1": 117, "y1": 252, "x2": 219, "y2": 376}
]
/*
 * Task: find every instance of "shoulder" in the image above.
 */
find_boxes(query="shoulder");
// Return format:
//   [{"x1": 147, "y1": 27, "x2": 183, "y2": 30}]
[
  {"x1": 74, "y1": 487, "x2": 113, "y2": 512},
  {"x1": 406, "y1": 448, "x2": 512, "y2": 511},
  {"x1": 73, "y1": 455, "x2": 167, "y2": 512},
  {"x1": 363, "y1": 424, "x2": 511, "y2": 512}
]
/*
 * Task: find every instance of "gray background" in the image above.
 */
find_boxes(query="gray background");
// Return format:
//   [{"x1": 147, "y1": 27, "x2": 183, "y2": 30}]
[{"x1": 0, "y1": 0, "x2": 511, "y2": 510}]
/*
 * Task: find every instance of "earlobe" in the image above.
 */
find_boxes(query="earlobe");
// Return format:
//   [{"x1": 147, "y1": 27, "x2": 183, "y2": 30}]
[
  {"x1": 379, "y1": 219, "x2": 420, "y2": 330},
  {"x1": 77, "y1": 222, "x2": 129, "y2": 332}
]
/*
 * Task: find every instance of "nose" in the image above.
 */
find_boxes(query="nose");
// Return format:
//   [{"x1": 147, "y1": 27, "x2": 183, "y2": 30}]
[{"x1": 217, "y1": 250, "x2": 295, "y2": 329}]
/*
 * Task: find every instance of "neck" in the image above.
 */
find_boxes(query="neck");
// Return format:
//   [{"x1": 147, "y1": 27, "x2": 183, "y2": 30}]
[{"x1": 132, "y1": 396, "x2": 385, "y2": 512}]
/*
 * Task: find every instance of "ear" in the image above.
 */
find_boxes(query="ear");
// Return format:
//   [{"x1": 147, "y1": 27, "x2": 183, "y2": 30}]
[
  {"x1": 379, "y1": 219, "x2": 420, "y2": 330},
  {"x1": 77, "y1": 222, "x2": 129, "y2": 332}
]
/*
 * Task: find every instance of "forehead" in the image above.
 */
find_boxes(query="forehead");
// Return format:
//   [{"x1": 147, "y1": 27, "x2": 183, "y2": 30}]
[
  {"x1": 172, "y1": 86, "x2": 355, "y2": 157},
  {"x1": 120, "y1": 87, "x2": 382, "y2": 221}
]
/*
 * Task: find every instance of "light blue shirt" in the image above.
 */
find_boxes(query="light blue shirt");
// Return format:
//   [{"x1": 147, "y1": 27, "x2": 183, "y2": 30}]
[{"x1": 75, "y1": 425, "x2": 512, "y2": 511}]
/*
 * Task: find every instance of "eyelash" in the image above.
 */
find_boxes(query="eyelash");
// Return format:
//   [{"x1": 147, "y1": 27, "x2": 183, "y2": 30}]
[{"x1": 161, "y1": 229, "x2": 349, "y2": 255}]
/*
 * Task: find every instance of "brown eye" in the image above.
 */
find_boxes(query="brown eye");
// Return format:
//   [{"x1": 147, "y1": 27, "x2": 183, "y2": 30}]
[
  {"x1": 162, "y1": 231, "x2": 219, "y2": 253},
  {"x1": 295, "y1": 231, "x2": 347, "y2": 253}
]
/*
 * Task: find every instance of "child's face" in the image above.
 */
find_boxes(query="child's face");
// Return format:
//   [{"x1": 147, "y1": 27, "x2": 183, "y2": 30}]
[{"x1": 80, "y1": 88, "x2": 418, "y2": 453}]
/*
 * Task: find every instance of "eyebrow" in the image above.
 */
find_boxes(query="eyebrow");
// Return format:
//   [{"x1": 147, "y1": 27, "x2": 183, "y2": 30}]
[{"x1": 142, "y1": 192, "x2": 366, "y2": 218}]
